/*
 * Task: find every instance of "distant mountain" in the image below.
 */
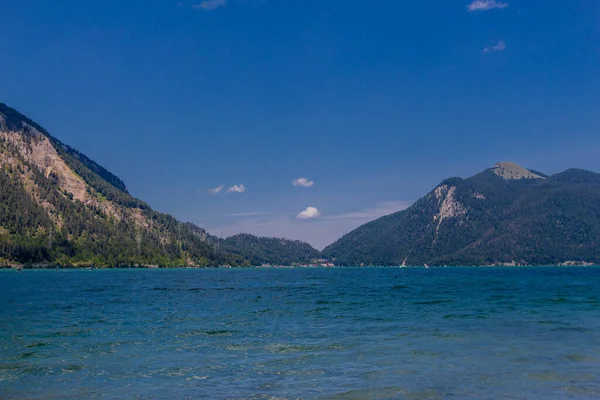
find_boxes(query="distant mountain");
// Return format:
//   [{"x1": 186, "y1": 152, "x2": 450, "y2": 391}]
[
  {"x1": 323, "y1": 162, "x2": 600, "y2": 266},
  {"x1": 0, "y1": 103, "x2": 247, "y2": 267},
  {"x1": 220, "y1": 234, "x2": 321, "y2": 266}
]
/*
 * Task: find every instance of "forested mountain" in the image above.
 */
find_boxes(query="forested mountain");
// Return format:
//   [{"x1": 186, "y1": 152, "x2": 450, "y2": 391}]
[
  {"x1": 0, "y1": 103, "x2": 247, "y2": 267},
  {"x1": 220, "y1": 234, "x2": 321, "y2": 265},
  {"x1": 4, "y1": 102, "x2": 600, "y2": 268},
  {"x1": 0, "y1": 103, "x2": 324, "y2": 268},
  {"x1": 323, "y1": 162, "x2": 600, "y2": 266}
]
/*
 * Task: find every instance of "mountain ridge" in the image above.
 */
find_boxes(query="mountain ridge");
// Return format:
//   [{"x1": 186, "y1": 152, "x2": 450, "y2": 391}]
[
  {"x1": 323, "y1": 163, "x2": 600, "y2": 266},
  {"x1": 0, "y1": 103, "x2": 322, "y2": 268},
  {"x1": 2, "y1": 102, "x2": 599, "y2": 267}
]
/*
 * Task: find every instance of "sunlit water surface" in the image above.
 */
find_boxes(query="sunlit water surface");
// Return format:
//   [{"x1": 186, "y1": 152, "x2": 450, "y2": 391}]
[{"x1": 1, "y1": 267, "x2": 600, "y2": 399}]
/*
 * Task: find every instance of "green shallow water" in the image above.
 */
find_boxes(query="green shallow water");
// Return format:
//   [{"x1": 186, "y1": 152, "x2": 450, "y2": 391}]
[{"x1": 1, "y1": 267, "x2": 600, "y2": 399}]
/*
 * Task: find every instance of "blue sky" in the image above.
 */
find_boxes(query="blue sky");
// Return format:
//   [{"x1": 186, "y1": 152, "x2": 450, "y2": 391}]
[{"x1": 1, "y1": 0, "x2": 599, "y2": 249}]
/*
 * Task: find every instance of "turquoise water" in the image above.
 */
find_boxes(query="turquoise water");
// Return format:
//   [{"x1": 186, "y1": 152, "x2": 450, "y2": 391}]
[{"x1": 1, "y1": 267, "x2": 600, "y2": 399}]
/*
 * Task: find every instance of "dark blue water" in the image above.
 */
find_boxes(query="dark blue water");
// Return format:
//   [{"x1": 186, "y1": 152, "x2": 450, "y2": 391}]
[{"x1": 1, "y1": 267, "x2": 600, "y2": 399}]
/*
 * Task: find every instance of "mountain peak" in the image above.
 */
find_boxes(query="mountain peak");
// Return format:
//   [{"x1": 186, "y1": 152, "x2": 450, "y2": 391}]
[{"x1": 491, "y1": 161, "x2": 546, "y2": 180}]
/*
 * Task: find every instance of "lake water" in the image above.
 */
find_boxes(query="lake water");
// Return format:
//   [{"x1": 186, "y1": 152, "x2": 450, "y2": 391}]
[{"x1": 1, "y1": 267, "x2": 600, "y2": 399}]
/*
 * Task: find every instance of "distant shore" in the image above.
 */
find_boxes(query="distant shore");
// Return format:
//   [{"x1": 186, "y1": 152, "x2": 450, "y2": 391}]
[
  {"x1": 0, "y1": 263, "x2": 160, "y2": 270},
  {"x1": 1, "y1": 262, "x2": 597, "y2": 270}
]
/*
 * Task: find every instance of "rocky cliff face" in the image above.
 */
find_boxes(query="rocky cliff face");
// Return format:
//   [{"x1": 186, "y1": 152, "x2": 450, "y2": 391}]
[{"x1": 2, "y1": 121, "x2": 120, "y2": 221}]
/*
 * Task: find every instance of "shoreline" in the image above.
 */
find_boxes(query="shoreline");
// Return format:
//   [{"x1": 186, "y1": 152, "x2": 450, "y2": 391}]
[{"x1": 1, "y1": 263, "x2": 598, "y2": 271}]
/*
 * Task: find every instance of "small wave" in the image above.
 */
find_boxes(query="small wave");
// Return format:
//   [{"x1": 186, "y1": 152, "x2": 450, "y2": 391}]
[
  {"x1": 552, "y1": 297, "x2": 569, "y2": 302},
  {"x1": 306, "y1": 307, "x2": 330, "y2": 313},
  {"x1": 565, "y1": 353, "x2": 596, "y2": 362},
  {"x1": 176, "y1": 329, "x2": 239, "y2": 338},
  {"x1": 551, "y1": 326, "x2": 589, "y2": 332},
  {"x1": 0, "y1": 364, "x2": 22, "y2": 371},
  {"x1": 61, "y1": 364, "x2": 85, "y2": 373},
  {"x1": 186, "y1": 375, "x2": 208, "y2": 380},
  {"x1": 444, "y1": 313, "x2": 472, "y2": 319},
  {"x1": 19, "y1": 366, "x2": 53, "y2": 376},
  {"x1": 205, "y1": 329, "x2": 238, "y2": 336},
  {"x1": 414, "y1": 299, "x2": 454, "y2": 305},
  {"x1": 326, "y1": 386, "x2": 437, "y2": 399},
  {"x1": 528, "y1": 371, "x2": 563, "y2": 382},
  {"x1": 252, "y1": 308, "x2": 274, "y2": 315},
  {"x1": 410, "y1": 350, "x2": 438, "y2": 357},
  {"x1": 226, "y1": 344, "x2": 251, "y2": 351},
  {"x1": 25, "y1": 342, "x2": 48, "y2": 348},
  {"x1": 44, "y1": 330, "x2": 90, "y2": 338},
  {"x1": 266, "y1": 343, "x2": 320, "y2": 354}
]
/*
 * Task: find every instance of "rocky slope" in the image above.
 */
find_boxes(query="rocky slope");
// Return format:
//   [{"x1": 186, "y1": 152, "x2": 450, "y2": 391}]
[
  {"x1": 323, "y1": 163, "x2": 600, "y2": 266},
  {"x1": 0, "y1": 103, "x2": 245, "y2": 267}
]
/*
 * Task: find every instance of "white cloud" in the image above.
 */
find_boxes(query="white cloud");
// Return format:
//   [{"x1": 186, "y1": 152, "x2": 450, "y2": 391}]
[
  {"x1": 227, "y1": 184, "x2": 246, "y2": 193},
  {"x1": 483, "y1": 40, "x2": 506, "y2": 53},
  {"x1": 208, "y1": 185, "x2": 224, "y2": 195},
  {"x1": 292, "y1": 177, "x2": 315, "y2": 187},
  {"x1": 206, "y1": 200, "x2": 413, "y2": 250},
  {"x1": 193, "y1": 0, "x2": 226, "y2": 10},
  {"x1": 296, "y1": 206, "x2": 321, "y2": 220},
  {"x1": 467, "y1": 0, "x2": 508, "y2": 12}
]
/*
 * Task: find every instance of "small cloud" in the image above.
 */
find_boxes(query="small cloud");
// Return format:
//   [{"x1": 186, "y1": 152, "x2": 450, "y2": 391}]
[
  {"x1": 208, "y1": 185, "x2": 224, "y2": 195},
  {"x1": 227, "y1": 184, "x2": 246, "y2": 193},
  {"x1": 483, "y1": 40, "x2": 506, "y2": 53},
  {"x1": 467, "y1": 0, "x2": 508, "y2": 12},
  {"x1": 207, "y1": 200, "x2": 414, "y2": 250},
  {"x1": 296, "y1": 206, "x2": 321, "y2": 220},
  {"x1": 292, "y1": 177, "x2": 315, "y2": 187},
  {"x1": 193, "y1": 0, "x2": 226, "y2": 10}
]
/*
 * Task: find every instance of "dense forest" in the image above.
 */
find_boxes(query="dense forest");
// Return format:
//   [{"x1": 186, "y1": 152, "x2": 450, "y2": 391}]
[{"x1": 220, "y1": 234, "x2": 321, "y2": 266}]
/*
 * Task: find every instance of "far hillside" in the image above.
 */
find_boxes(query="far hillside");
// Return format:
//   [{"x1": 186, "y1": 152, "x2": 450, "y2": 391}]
[
  {"x1": 323, "y1": 162, "x2": 600, "y2": 266},
  {"x1": 221, "y1": 234, "x2": 321, "y2": 266}
]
